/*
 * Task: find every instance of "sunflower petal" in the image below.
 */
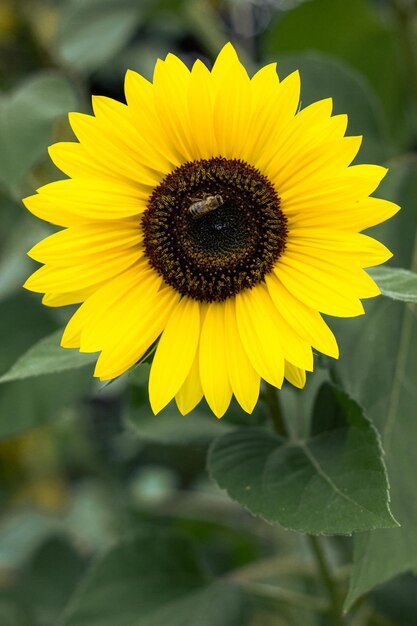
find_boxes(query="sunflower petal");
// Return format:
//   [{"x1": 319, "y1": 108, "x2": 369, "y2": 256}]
[
  {"x1": 175, "y1": 351, "x2": 204, "y2": 415},
  {"x1": 284, "y1": 362, "x2": 306, "y2": 389},
  {"x1": 265, "y1": 272, "x2": 339, "y2": 359},
  {"x1": 236, "y1": 286, "x2": 285, "y2": 388},
  {"x1": 149, "y1": 297, "x2": 200, "y2": 414},
  {"x1": 224, "y1": 298, "x2": 260, "y2": 413},
  {"x1": 94, "y1": 285, "x2": 180, "y2": 380},
  {"x1": 199, "y1": 302, "x2": 233, "y2": 418}
]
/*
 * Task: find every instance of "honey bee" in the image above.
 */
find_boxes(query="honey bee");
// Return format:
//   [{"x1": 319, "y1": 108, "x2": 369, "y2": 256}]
[{"x1": 188, "y1": 194, "x2": 224, "y2": 218}]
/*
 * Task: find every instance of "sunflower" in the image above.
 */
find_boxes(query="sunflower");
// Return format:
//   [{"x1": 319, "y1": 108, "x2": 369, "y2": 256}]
[{"x1": 23, "y1": 43, "x2": 398, "y2": 418}]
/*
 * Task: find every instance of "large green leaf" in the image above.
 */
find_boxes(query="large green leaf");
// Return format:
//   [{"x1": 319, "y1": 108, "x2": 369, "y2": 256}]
[
  {"x1": 331, "y1": 161, "x2": 417, "y2": 609},
  {"x1": 368, "y1": 266, "x2": 417, "y2": 303},
  {"x1": 275, "y1": 52, "x2": 387, "y2": 164},
  {"x1": 0, "y1": 329, "x2": 97, "y2": 384},
  {"x1": 58, "y1": 0, "x2": 143, "y2": 71},
  {"x1": 59, "y1": 531, "x2": 247, "y2": 626},
  {"x1": 208, "y1": 384, "x2": 396, "y2": 535},
  {"x1": 0, "y1": 73, "x2": 76, "y2": 195},
  {"x1": 264, "y1": 0, "x2": 403, "y2": 140}
]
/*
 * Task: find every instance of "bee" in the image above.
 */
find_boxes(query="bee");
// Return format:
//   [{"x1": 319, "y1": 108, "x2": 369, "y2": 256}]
[{"x1": 188, "y1": 194, "x2": 224, "y2": 219}]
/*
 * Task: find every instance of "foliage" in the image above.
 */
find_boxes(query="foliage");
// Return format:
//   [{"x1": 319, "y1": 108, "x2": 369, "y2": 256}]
[{"x1": 1, "y1": 1, "x2": 417, "y2": 625}]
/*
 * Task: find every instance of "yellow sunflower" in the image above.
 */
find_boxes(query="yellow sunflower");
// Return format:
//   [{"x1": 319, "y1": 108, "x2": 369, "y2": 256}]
[{"x1": 23, "y1": 44, "x2": 398, "y2": 418}]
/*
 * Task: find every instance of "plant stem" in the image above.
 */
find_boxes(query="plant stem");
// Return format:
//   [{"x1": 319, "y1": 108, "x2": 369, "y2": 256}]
[
  {"x1": 384, "y1": 183, "x2": 417, "y2": 446},
  {"x1": 261, "y1": 382, "x2": 288, "y2": 438},
  {"x1": 244, "y1": 581, "x2": 327, "y2": 613},
  {"x1": 307, "y1": 536, "x2": 346, "y2": 626}
]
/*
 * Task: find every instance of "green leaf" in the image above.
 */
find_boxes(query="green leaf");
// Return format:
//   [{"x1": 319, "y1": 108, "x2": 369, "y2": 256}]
[
  {"x1": 58, "y1": 0, "x2": 143, "y2": 72},
  {"x1": 264, "y1": 0, "x2": 403, "y2": 142},
  {"x1": 0, "y1": 296, "x2": 94, "y2": 438},
  {"x1": 275, "y1": 52, "x2": 387, "y2": 164},
  {"x1": 0, "y1": 512, "x2": 59, "y2": 570},
  {"x1": 17, "y1": 537, "x2": 86, "y2": 626},
  {"x1": 0, "y1": 294, "x2": 56, "y2": 377},
  {"x1": 59, "y1": 531, "x2": 247, "y2": 626},
  {"x1": 368, "y1": 266, "x2": 417, "y2": 303},
  {"x1": 369, "y1": 574, "x2": 417, "y2": 626},
  {"x1": 0, "y1": 73, "x2": 76, "y2": 195},
  {"x1": 0, "y1": 368, "x2": 93, "y2": 439},
  {"x1": 208, "y1": 384, "x2": 396, "y2": 535},
  {"x1": 0, "y1": 329, "x2": 97, "y2": 384},
  {"x1": 331, "y1": 161, "x2": 417, "y2": 609}
]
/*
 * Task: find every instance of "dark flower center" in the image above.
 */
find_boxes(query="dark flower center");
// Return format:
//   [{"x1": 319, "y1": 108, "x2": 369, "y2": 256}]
[{"x1": 141, "y1": 157, "x2": 288, "y2": 302}]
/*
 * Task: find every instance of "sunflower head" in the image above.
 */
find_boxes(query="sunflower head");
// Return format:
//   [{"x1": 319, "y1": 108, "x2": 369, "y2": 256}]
[{"x1": 23, "y1": 43, "x2": 399, "y2": 418}]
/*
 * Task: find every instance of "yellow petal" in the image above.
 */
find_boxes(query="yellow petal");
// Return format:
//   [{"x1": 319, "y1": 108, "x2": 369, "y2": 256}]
[
  {"x1": 224, "y1": 298, "x2": 260, "y2": 413},
  {"x1": 175, "y1": 351, "x2": 203, "y2": 415},
  {"x1": 284, "y1": 362, "x2": 306, "y2": 389},
  {"x1": 23, "y1": 193, "x2": 85, "y2": 228},
  {"x1": 188, "y1": 59, "x2": 217, "y2": 159},
  {"x1": 244, "y1": 282, "x2": 313, "y2": 372},
  {"x1": 235, "y1": 286, "x2": 285, "y2": 388},
  {"x1": 281, "y1": 164, "x2": 387, "y2": 209},
  {"x1": 265, "y1": 272, "x2": 339, "y2": 359},
  {"x1": 24, "y1": 247, "x2": 142, "y2": 293},
  {"x1": 124, "y1": 69, "x2": 182, "y2": 167},
  {"x1": 94, "y1": 285, "x2": 180, "y2": 380},
  {"x1": 28, "y1": 222, "x2": 141, "y2": 264},
  {"x1": 274, "y1": 253, "x2": 366, "y2": 317},
  {"x1": 61, "y1": 263, "x2": 155, "y2": 348},
  {"x1": 91, "y1": 95, "x2": 174, "y2": 176},
  {"x1": 80, "y1": 265, "x2": 160, "y2": 353},
  {"x1": 258, "y1": 97, "x2": 333, "y2": 174},
  {"x1": 68, "y1": 112, "x2": 160, "y2": 188},
  {"x1": 48, "y1": 142, "x2": 128, "y2": 182},
  {"x1": 283, "y1": 245, "x2": 381, "y2": 297},
  {"x1": 245, "y1": 68, "x2": 300, "y2": 164},
  {"x1": 199, "y1": 302, "x2": 232, "y2": 418},
  {"x1": 152, "y1": 54, "x2": 194, "y2": 163},
  {"x1": 272, "y1": 135, "x2": 362, "y2": 194},
  {"x1": 211, "y1": 43, "x2": 252, "y2": 159},
  {"x1": 26, "y1": 178, "x2": 148, "y2": 222},
  {"x1": 42, "y1": 285, "x2": 99, "y2": 307},
  {"x1": 287, "y1": 196, "x2": 400, "y2": 232},
  {"x1": 267, "y1": 304, "x2": 314, "y2": 372},
  {"x1": 149, "y1": 298, "x2": 200, "y2": 414},
  {"x1": 287, "y1": 229, "x2": 392, "y2": 267}
]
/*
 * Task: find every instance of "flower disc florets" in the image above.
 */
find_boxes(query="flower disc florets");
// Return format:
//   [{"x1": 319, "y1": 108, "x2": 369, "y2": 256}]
[{"x1": 142, "y1": 157, "x2": 288, "y2": 302}]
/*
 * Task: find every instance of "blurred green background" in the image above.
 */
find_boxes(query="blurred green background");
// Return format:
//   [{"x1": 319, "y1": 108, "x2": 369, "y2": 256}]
[{"x1": 1, "y1": 0, "x2": 417, "y2": 625}]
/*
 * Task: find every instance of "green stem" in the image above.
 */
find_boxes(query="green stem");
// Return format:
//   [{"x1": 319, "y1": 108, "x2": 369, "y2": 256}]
[
  {"x1": 307, "y1": 536, "x2": 346, "y2": 626},
  {"x1": 261, "y1": 382, "x2": 288, "y2": 438},
  {"x1": 384, "y1": 184, "x2": 417, "y2": 446},
  {"x1": 244, "y1": 581, "x2": 327, "y2": 613}
]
